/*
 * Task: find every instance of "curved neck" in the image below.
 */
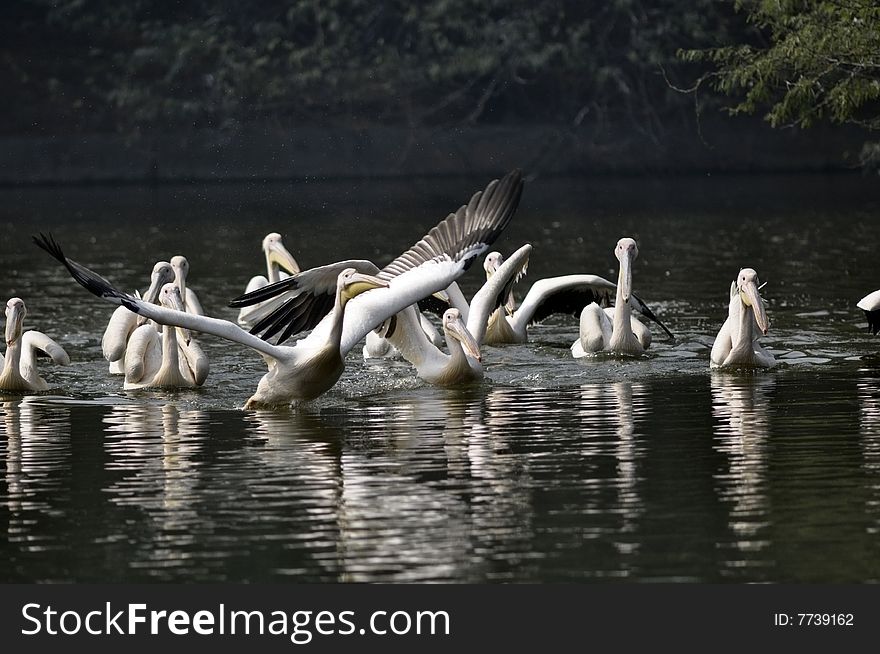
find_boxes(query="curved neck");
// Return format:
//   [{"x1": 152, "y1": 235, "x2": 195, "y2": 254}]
[{"x1": 326, "y1": 291, "x2": 346, "y2": 352}]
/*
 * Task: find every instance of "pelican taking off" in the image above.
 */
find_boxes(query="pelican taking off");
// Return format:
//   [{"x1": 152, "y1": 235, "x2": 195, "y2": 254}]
[
  {"x1": 571, "y1": 237, "x2": 669, "y2": 357},
  {"x1": 35, "y1": 169, "x2": 524, "y2": 407},
  {"x1": 1, "y1": 298, "x2": 70, "y2": 392},
  {"x1": 710, "y1": 268, "x2": 775, "y2": 369},
  {"x1": 237, "y1": 233, "x2": 301, "y2": 327},
  {"x1": 857, "y1": 289, "x2": 880, "y2": 335}
]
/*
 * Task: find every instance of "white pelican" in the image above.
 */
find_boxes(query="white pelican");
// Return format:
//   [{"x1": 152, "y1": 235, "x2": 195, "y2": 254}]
[
  {"x1": 710, "y1": 268, "x2": 775, "y2": 369},
  {"x1": 123, "y1": 284, "x2": 209, "y2": 390},
  {"x1": 857, "y1": 289, "x2": 880, "y2": 335},
  {"x1": 475, "y1": 248, "x2": 671, "y2": 346},
  {"x1": 102, "y1": 260, "x2": 175, "y2": 374},
  {"x1": 1, "y1": 298, "x2": 70, "y2": 392},
  {"x1": 369, "y1": 243, "x2": 533, "y2": 385},
  {"x1": 35, "y1": 169, "x2": 524, "y2": 407},
  {"x1": 170, "y1": 255, "x2": 204, "y2": 316},
  {"x1": 237, "y1": 233, "x2": 301, "y2": 327},
  {"x1": 571, "y1": 237, "x2": 666, "y2": 357}
]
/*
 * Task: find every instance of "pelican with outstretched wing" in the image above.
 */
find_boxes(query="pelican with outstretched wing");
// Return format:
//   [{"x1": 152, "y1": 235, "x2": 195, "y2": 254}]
[
  {"x1": 36, "y1": 169, "x2": 524, "y2": 406},
  {"x1": 572, "y1": 237, "x2": 671, "y2": 357},
  {"x1": 1, "y1": 297, "x2": 70, "y2": 392}
]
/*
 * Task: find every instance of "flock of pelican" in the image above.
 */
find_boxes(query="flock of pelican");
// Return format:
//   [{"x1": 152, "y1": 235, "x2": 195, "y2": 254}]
[{"x1": 3, "y1": 168, "x2": 879, "y2": 405}]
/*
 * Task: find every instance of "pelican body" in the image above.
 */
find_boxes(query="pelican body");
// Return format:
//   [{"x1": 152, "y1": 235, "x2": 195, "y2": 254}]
[
  {"x1": 103, "y1": 260, "x2": 175, "y2": 374},
  {"x1": 858, "y1": 289, "x2": 880, "y2": 335},
  {"x1": 123, "y1": 284, "x2": 210, "y2": 390},
  {"x1": 710, "y1": 268, "x2": 775, "y2": 369},
  {"x1": 1, "y1": 298, "x2": 70, "y2": 392},
  {"x1": 571, "y1": 237, "x2": 661, "y2": 357}
]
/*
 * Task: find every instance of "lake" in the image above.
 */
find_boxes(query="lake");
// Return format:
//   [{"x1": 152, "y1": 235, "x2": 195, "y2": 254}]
[{"x1": 2, "y1": 172, "x2": 880, "y2": 582}]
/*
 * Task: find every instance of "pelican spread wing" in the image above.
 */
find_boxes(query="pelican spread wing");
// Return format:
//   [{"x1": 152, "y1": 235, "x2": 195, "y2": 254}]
[
  {"x1": 231, "y1": 169, "x2": 524, "y2": 345},
  {"x1": 34, "y1": 168, "x2": 525, "y2": 406}
]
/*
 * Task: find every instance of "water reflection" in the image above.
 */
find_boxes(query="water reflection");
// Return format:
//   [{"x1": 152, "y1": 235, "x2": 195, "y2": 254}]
[
  {"x1": 710, "y1": 373, "x2": 773, "y2": 574},
  {"x1": 858, "y1": 371, "x2": 880, "y2": 544},
  {"x1": 2, "y1": 397, "x2": 72, "y2": 544}
]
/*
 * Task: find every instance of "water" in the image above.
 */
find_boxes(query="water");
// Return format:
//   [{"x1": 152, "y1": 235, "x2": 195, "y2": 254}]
[{"x1": 1, "y1": 172, "x2": 880, "y2": 582}]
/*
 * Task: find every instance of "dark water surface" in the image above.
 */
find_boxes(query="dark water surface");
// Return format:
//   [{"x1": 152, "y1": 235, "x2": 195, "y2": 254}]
[{"x1": 2, "y1": 172, "x2": 880, "y2": 582}]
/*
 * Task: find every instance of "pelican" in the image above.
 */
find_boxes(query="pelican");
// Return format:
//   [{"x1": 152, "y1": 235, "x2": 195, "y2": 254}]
[
  {"x1": 170, "y1": 255, "x2": 204, "y2": 316},
  {"x1": 473, "y1": 248, "x2": 671, "y2": 346},
  {"x1": 374, "y1": 305, "x2": 484, "y2": 385},
  {"x1": 710, "y1": 268, "x2": 775, "y2": 369},
  {"x1": 362, "y1": 311, "x2": 443, "y2": 359},
  {"x1": 102, "y1": 260, "x2": 175, "y2": 374},
  {"x1": 35, "y1": 168, "x2": 524, "y2": 407},
  {"x1": 122, "y1": 284, "x2": 209, "y2": 390},
  {"x1": 857, "y1": 289, "x2": 880, "y2": 335},
  {"x1": 369, "y1": 243, "x2": 533, "y2": 385},
  {"x1": 237, "y1": 233, "x2": 301, "y2": 327},
  {"x1": 570, "y1": 237, "x2": 668, "y2": 357},
  {"x1": 1, "y1": 298, "x2": 70, "y2": 392}
]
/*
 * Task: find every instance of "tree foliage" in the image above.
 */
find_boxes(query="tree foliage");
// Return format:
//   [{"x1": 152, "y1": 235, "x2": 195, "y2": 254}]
[
  {"x1": 679, "y1": 0, "x2": 880, "y2": 165},
  {"x1": 3, "y1": 0, "x2": 732, "y2": 135}
]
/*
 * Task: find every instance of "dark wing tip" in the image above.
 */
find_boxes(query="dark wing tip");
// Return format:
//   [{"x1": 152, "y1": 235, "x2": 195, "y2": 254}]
[
  {"x1": 632, "y1": 293, "x2": 674, "y2": 340},
  {"x1": 229, "y1": 276, "x2": 301, "y2": 308},
  {"x1": 33, "y1": 232, "x2": 133, "y2": 306}
]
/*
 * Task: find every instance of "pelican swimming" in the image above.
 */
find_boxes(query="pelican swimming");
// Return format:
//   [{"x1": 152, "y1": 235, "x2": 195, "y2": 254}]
[
  {"x1": 170, "y1": 255, "x2": 204, "y2": 316},
  {"x1": 710, "y1": 268, "x2": 775, "y2": 369},
  {"x1": 1, "y1": 298, "x2": 70, "y2": 392},
  {"x1": 571, "y1": 237, "x2": 666, "y2": 357},
  {"x1": 237, "y1": 233, "x2": 301, "y2": 327},
  {"x1": 36, "y1": 169, "x2": 524, "y2": 407},
  {"x1": 367, "y1": 243, "x2": 533, "y2": 385},
  {"x1": 857, "y1": 289, "x2": 880, "y2": 335},
  {"x1": 451, "y1": 248, "x2": 671, "y2": 347},
  {"x1": 122, "y1": 283, "x2": 209, "y2": 389},
  {"x1": 102, "y1": 260, "x2": 176, "y2": 374}
]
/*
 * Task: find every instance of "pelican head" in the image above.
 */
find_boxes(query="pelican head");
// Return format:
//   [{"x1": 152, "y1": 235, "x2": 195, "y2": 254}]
[
  {"x1": 145, "y1": 262, "x2": 175, "y2": 300},
  {"x1": 736, "y1": 268, "x2": 769, "y2": 335},
  {"x1": 159, "y1": 283, "x2": 192, "y2": 344},
  {"x1": 170, "y1": 255, "x2": 190, "y2": 285},
  {"x1": 337, "y1": 268, "x2": 389, "y2": 305},
  {"x1": 484, "y1": 251, "x2": 505, "y2": 278},
  {"x1": 614, "y1": 237, "x2": 639, "y2": 302},
  {"x1": 443, "y1": 308, "x2": 481, "y2": 362},
  {"x1": 5, "y1": 297, "x2": 25, "y2": 348},
  {"x1": 262, "y1": 232, "x2": 300, "y2": 276}
]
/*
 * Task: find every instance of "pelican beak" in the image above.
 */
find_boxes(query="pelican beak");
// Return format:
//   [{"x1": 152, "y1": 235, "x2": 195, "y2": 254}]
[
  {"x1": 446, "y1": 315, "x2": 482, "y2": 363},
  {"x1": 433, "y1": 289, "x2": 450, "y2": 304},
  {"x1": 619, "y1": 247, "x2": 634, "y2": 303},
  {"x1": 740, "y1": 280, "x2": 769, "y2": 335},
  {"x1": 5, "y1": 303, "x2": 24, "y2": 348},
  {"x1": 345, "y1": 272, "x2": 389, "y2": 299},
  {"x1": 266, "y1": 241, "x2": 300, "y2": 276}
]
